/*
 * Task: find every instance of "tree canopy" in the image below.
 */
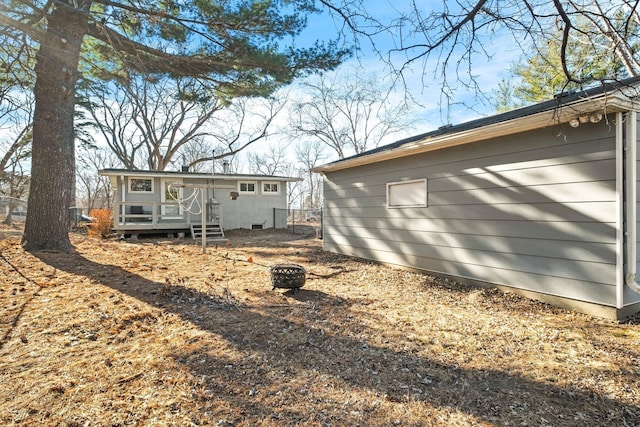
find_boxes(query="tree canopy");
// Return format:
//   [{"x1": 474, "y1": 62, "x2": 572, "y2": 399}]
[
  {"x1": 0, "y1": 0, "x2": 351, "y2": 251},
  {"x1": 290, "y1": 69, "x2": 414, "y2": 159},
  {"x1": 324, "y1": 0, "x2": 640, "y2": 106},
  {"x1": 493, "y1": 24, "x2": 632, "y2": 112},
  {"x1": 5, "y1": 0, "x2": 640, "y2": 251},
  {"x1": 400, "y1": 1, "x2": 639, "y2": 82},
  {"x1": 2, "y1": 0, "x2": 349, "y2": 94}
]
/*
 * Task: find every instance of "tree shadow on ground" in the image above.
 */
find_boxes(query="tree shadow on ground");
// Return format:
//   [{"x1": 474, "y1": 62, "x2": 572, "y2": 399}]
[{"x1": 35, "y1": 250, "x2": 640, "y2": 426}]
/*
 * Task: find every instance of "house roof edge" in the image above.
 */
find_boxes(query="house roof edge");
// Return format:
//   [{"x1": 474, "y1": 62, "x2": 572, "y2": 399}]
[
  {"x1": 313, "y1": 77, "x2": 640, "y2": 173},
  {"x1": 98, "y1": 169, "x2": 302, "y2": 182}
]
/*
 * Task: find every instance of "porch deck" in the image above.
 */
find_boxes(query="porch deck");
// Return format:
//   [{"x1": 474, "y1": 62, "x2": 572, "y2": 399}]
[{"x1": 113, "y1": 201, "x2": 221, "y2": 238}]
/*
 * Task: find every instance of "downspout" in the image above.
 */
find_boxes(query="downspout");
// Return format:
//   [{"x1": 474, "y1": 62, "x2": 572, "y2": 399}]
[
  {"x1": 616, "y1": 113, "x2": 624, "y2": 308},
  {"x1": 623, "y1": 110, "x2": 640, "y2": 294}
]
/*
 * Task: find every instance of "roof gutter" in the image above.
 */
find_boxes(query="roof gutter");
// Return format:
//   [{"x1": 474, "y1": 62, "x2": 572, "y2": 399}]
[
  {"x1": 623, "y1": 110, "x2": 640, "y2": 295},
  {"x1": 99, "y1": 169, "x2": 302, "y2": 182},
  {"x1": 314, "y1": 92, "x2": 635, "y2": 173}
]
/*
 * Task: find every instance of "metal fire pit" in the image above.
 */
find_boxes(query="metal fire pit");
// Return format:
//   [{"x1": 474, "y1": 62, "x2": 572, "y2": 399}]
[{"x1": 271, "y1": 264, "x2": 306, "y2": 292}]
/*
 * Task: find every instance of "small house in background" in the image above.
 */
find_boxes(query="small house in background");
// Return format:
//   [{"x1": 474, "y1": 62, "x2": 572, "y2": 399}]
[
  {"x1": 313, "y1": 77, "x2": 640, "y2": 320},
  {"x1": 0, "y1": 197, "x2": 28, "y2": 222},
  {"x1": 99, "y1": 168, "x2": 300, "y2": 239}
]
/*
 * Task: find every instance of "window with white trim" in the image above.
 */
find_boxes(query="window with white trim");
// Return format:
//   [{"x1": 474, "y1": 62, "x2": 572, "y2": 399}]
[
  {"x1": 129, "y1": 178, "x2": 153, "y2": 193},
  {"x1": 387, "y1": 179, "x2": 427, "y2": 208},
  {"x1": 238, "y1": 181, "x2": 256, "y2": 194},
  {"x1": 262, "y1": 182, "x2": 279, "y2": 195},
  {"x1": 161, "y1": 179, "x2": 183, "y2": 218}
]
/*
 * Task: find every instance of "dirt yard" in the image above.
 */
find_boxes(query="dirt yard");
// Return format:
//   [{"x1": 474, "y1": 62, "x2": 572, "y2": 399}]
[{"x1": 1, "y1": 224, "x2": 639, "y2": 426}]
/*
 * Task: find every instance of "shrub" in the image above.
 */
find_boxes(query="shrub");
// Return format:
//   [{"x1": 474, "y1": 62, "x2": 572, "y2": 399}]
[{"x1": 87, "y1": 209, "x2": 113, "y2": 239}]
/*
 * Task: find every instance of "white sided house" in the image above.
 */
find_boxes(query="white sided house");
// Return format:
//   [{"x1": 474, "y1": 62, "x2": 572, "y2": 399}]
[
  {"x1": 100, "y1": 168, "x2": 299, "y2": 239},
  {"x1": 314, "y1": 78, "x2": 640, "y2": 320}
]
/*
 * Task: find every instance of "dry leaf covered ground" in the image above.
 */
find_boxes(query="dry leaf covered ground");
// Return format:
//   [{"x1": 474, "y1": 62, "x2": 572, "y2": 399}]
[{"x1": 1, "y1": 224, "x2": 639, "y2": 426}]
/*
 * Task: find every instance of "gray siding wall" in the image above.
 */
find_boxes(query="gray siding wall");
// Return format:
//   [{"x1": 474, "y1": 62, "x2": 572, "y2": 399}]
[
  {"x1": 182, "y1": 178, "x2": 289, "y2": 229},
  {"x1": 118, "y1": 176, "x2": 288, "y2": 229},
  {"x1": 323, "y1": 119, "x2": 619, "y2": 307}
]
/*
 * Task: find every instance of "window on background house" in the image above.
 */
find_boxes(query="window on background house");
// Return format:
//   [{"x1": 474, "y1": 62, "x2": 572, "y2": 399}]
[
  {"x1": 161, "y1": 179, "x2": 183, "y2": 217},
  {"x1": 262, "y1": 182, "x2": 279, "y2": 194},
  {"x1": 387, "y1": 179, "x2": 427, "y2": 208},
  {"x1": 129, "y1": 178, "x2": 153, "y2": 193},
  {"x1": 239, "y1": 181, "x2": 256, "y2": 194}
]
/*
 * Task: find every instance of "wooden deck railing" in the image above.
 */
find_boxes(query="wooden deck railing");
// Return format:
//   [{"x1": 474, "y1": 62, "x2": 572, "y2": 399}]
[{"x1": 114, "y1": 201, "x2": 189, "y2": 227}]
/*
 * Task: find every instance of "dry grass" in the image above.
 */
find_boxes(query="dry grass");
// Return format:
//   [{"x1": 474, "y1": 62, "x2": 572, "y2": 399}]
[{"x1": 1, "y1": 224, "x2": 639, "y2": 426}]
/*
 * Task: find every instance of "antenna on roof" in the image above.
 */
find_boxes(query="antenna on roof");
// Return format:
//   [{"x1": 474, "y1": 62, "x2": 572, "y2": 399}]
[{"x1": 212, "y1": 150, "x2": 216, "y2": 199}]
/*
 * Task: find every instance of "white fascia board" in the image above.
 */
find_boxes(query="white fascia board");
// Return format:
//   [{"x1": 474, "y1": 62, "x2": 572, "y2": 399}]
[
  {"x1": 235, "y1": 175, "x2": 303, "y2": 182},
  {"x1": 99, "y1": 170, "x2": 301, "y2": 182},
  {"x1": 314, "y1": 93, "x2": 636, "y2": 173}
]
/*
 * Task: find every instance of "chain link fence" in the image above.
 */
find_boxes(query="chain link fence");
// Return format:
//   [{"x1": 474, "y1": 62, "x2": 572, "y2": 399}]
[{"x1": 274, "y1": 208, "x2": 323, "y2": 236}]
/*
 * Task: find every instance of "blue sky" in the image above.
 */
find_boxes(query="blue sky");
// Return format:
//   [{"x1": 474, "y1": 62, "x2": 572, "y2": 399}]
[
  {"x1": 67, "y1": 1, "x2": 523, "y2": 172},
  {"x1": 312, "y1": 1, "x2": 523, "y2": 125},
  {"x1": 238, "y1": 1, "x2": 523, "y2": 166}
]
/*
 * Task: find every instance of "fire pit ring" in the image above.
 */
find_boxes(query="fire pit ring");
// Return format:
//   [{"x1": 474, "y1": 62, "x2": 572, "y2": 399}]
[{"x1": 271, "y1": 264, "x2": 306, "y2": 292}]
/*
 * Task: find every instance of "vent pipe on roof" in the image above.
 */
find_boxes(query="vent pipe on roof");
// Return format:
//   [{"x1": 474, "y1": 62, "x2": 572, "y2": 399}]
[{"x1": 181, "y1": 154, "x2": 189, "y2": 172}]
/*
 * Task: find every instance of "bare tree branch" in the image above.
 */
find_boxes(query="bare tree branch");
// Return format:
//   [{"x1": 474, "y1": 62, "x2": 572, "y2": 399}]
[
  {"x1": 290, "y1": 68, "x2": 416, "y2": 159},
  {"x1": 323, "y1": 0, "x2": 640, "y2": 104}
]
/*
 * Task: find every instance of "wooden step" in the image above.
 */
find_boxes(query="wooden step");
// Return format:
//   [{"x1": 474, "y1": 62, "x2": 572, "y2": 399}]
[{"x1": 190, "y1": 224, "x2": 227, "y2": 242}]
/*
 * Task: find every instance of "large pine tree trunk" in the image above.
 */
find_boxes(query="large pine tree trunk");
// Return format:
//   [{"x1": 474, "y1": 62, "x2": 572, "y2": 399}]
[{"x1": 22, "y1": 1, "x2": 91, "y2": 252}]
